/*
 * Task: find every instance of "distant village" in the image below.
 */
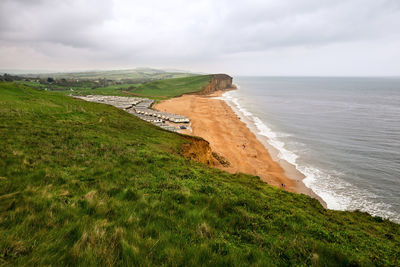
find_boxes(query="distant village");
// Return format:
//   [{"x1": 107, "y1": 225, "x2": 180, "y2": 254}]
[{"x1": 0, "y1": 73, "x2": 138, "y2": 91}]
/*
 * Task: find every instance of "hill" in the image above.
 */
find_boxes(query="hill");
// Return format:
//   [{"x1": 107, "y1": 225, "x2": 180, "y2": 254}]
[
  {"x1": 0, "y1": 82, "x2": 399, "y2": 266},
  {"x1": 126, "y1": 75, "x2": 212, "y2": 99},
  {"x1": 13, "y1": 73, "x2": 212, "y2": 99},
  {"x1": 17, "y1": 68, "x2": 196, "y2": 81}
]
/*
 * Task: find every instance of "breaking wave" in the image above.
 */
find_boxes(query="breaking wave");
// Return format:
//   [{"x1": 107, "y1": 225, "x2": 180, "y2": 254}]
[{"x1": 221, "y1": 90, "x2": 399, "y2": 223}]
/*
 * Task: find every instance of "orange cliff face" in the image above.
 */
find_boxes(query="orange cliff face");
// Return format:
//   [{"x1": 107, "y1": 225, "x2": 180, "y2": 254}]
[{"x1": 198, "y1": 74, "x2": 235, "y2": 95}]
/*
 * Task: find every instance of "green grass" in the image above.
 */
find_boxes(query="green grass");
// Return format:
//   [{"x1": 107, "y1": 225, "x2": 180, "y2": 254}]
[
  {"x1": 17, "y1": 74, "x2": 210, "y2": 100},
  {"x1": 0, "y1": 82, "x2": 399, "y2": 266},
  {"x1": 131, "y1": 75, "x2": 212, "y2": 99},
  {"x1": 60, "y1": 83, "x2": 140, "y2": 97},
  {"x1": 16, "y1": 81, "x2": 140, "y2": 97},
  {"x1": 19, "y1": 68, "x2": 195, "y2": 81}
]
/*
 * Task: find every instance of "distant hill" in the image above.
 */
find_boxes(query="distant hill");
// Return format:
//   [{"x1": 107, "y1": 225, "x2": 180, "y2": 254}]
[
  {"x1": 15, "y1": 68, "x2": 200, "y2": 81},
  {"x1": 130, "y1": 75, "x2": 212, "y2": 99}
]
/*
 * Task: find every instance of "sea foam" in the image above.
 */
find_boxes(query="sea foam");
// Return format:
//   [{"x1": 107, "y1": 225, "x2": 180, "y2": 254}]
[{"x1": 221, "y1": 90, "x2": 399, "y2": 222}]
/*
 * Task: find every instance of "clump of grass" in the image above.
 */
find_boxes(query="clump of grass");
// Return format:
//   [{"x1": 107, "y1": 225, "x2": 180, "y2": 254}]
[{"x1": 0, "y1": 82, "x2": 399, "y2": 266}]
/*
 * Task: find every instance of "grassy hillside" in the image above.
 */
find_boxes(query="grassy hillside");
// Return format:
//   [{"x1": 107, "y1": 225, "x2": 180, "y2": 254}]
[
  {"x1": 0, "y1": 82, "x2": 399, "y2": 266},
  {"x1": 60, "y1": 83, "x2": 140, "y2": 97},
  {"x1": 16, "y1": 74, "x2": 211, "y2": 99},
  {"x1": 17, "y1": 81, "x2": 140, "y2": 97},
  {"x1": 131, "y1": 75, "x2": 212, "y2": 99}
]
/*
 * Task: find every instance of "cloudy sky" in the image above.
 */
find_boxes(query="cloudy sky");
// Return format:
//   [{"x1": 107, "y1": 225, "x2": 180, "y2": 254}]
[{"x1": 1, "y1": 0, "x2": 400, "y2": 75}]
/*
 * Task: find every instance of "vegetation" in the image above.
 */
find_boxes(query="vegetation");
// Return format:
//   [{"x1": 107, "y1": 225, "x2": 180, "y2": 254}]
[
  {"x1": 10, "y1": 70, "x2": 210, "y2": 100},
  {"x1": 0, "y1": 82, "x2": 399, "y2": 266},
  {"x1": 17, "y1": 68, "x2": 195, "y2": 81},
  {"x1": 129, "y1": 75, "x2": 212, "y2": 99}
]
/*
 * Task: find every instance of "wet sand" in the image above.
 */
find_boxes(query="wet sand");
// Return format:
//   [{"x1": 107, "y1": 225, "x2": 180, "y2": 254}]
[{"x1": 154, "y1": 90, "x2": 324, "y2": 204}]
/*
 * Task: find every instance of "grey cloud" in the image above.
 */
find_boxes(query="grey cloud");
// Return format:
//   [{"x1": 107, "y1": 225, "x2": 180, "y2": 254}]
[
  {"x1": 0, "y1": 0, "x2": 399, "y2": 75},
  {"x1": 0, "y1": 0, "x2": 113, "y2": 48},
  {"x1": 210, "y1": 0, "x2": 400, "y2": 53}
]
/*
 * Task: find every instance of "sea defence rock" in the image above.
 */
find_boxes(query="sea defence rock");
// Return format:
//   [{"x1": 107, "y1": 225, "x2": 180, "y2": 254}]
[{"x1": 197, "y1": 74, "x2": 235, "y2": 95}]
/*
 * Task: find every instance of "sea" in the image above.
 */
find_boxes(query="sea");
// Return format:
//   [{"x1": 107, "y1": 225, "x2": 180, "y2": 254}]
[{"x1": 222, "y1": 76, "x2": 400, "y2": 223}]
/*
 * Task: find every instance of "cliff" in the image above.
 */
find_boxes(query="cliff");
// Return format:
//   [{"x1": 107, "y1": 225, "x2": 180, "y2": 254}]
[
  {"x1": 181, "y1": 136, "x2": 215, "y2": 166},
  {"x1": 181, "y1": 135, "x2": 230, "y2": 167},
  {"x1": 198, "y1": 74, "x2": 235, "y2": 95}
]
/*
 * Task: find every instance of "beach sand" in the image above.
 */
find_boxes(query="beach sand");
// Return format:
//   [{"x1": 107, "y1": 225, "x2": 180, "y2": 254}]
[{"x1": 154, "y1": 90, "x2": 324, "y2": 204}]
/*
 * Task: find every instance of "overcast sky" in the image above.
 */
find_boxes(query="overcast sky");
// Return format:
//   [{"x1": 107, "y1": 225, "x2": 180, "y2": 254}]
[{"x1": 1, "y1": 0, "x2": 400, "y2": 76}]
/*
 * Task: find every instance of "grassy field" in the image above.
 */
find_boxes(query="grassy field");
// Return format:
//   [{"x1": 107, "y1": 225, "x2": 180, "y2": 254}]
[
  {"x1": 16, "y1": 74, "x2": 211, "y2": 99},
  {"x1": 0, "y1": 82, "x2": 399, "y2": 266},
  {"x1": 59, "y1": 83, "x2": 140, "y2": 97},
  {"x1": 16, "y1": 80, "x2": 140, "y2": 97},
  {"x1": 131, "y1": 75, "x2": 212, "y2": 99}
]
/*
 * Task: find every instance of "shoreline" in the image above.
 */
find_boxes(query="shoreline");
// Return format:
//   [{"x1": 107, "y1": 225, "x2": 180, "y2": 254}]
[
  {"x1": 220, "y1": 90, "x2": 325, "y2": 205},
  {"x1": 154, "y1": 88, "x2": 326, "y2": 206}
]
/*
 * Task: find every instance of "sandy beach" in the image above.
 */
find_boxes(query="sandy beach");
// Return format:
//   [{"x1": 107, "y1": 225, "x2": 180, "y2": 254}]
[{"x1": 154, "y1": 90, "x2": 324, "y2": 203}]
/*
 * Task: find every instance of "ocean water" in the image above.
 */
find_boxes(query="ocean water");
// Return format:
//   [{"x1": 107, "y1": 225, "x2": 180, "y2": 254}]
[{"x1": 223, "y1": 76, "x2": 400, "y2": 223}]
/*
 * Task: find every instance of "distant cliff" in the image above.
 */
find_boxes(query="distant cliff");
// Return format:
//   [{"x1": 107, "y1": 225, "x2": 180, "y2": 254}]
[{"x1": 198, "y1": 74, "x2": 235, "y2": 94}]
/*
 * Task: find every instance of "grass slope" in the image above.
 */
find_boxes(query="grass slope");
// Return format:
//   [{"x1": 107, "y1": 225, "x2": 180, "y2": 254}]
[
  {"x1": 131, "y1": 75, "x2": 212, "y2": 99},
  {"x1": 62, "y1": 83, "x2": 140, "y2": 97},
  {"x1": 17, "y1": 81, "x2": 140, "y2": 97},
  {"x1": 0, "y1": 82, "x2": 399, "y2": 266},
  {"x1": 17, "y1": 74, "x2": 211, "y2": 99}
]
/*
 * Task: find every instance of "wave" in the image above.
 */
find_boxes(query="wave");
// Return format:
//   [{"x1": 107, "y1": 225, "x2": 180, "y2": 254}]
[{"x1": 221, "y1": 90, "x2": 399, "y2": 223}]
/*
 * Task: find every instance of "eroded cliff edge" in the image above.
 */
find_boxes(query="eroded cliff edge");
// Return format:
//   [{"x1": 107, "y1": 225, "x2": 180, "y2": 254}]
[
  {"x1": 195, "y1": 74, "x2": 235, "y2": 95},
  {"x1": 181, "y1": 136, "x2": 230, "y2": 168}
]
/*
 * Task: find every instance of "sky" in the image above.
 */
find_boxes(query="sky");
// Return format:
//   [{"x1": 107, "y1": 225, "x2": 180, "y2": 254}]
[{"x1": 1, "y1": 0, "x2": 400, "y2": 76}]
